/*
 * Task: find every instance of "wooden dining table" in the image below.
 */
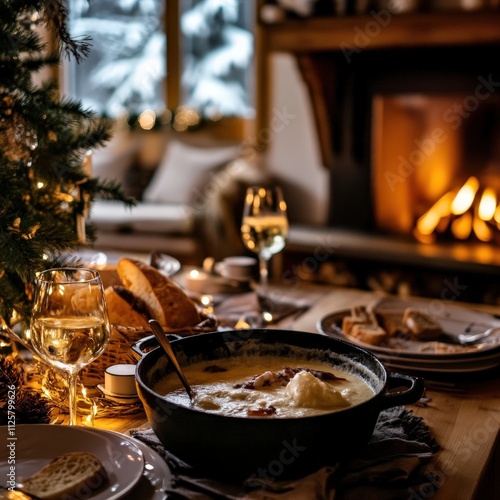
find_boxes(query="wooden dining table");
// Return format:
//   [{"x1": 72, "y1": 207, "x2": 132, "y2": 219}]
[{"x1": 91, "y1": 283, "x2": 500, "y2": 499}]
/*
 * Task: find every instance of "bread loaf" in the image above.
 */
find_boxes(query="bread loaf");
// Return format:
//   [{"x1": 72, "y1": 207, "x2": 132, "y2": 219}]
[
  {"x1": 117, "y1": 258, "x2": 201, "y2": 329},
  {"x1": 104, "y1": 285, "x2": 150, "y2": 327},
  {"x1": 19, "y1": 452, "x2": 108, "y2": 500}
]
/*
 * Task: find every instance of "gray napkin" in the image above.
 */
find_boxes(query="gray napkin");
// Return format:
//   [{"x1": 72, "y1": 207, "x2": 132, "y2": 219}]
[
  {"x1": 130, "y1": 406, "x2": 439, "y2": 499},
  {"x1": 214, "y1": 291, "x2": 310, "y2": 328}
]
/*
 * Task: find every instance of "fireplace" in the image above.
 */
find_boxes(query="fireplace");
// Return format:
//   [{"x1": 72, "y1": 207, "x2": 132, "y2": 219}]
[
  {"x1": 256, "y1": 11, "x2": 500, "y2": 302},
  {"x1": 323, "y1": 45, "x2": 500, "y2": 239},
  {"x1": 282, "y1": 44, "x2": 500, "y2": 303}
]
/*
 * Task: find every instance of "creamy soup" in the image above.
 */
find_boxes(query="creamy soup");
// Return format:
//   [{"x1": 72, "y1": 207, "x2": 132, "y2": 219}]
[{"x1": 152, "y1": 356, "x2": 375, "y2": 418}]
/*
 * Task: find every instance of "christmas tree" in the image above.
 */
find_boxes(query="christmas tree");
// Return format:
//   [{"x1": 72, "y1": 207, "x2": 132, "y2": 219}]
[{"x1": 0, "y1": 1, "x2": 133, "y2": 329}]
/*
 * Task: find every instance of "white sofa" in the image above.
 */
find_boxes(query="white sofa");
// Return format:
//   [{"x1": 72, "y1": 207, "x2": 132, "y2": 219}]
[{"x1": 88, "y1": 130, "x2": 265, "y2": 263}]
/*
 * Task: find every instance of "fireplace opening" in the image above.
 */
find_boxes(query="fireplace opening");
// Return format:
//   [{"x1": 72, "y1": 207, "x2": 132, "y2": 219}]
[
  {"x1": 325, "y1": 45, "x2": 500, "y2": 253},
  {"x1": 372, "y1": 93, "x2": 500, "y2": 246}
]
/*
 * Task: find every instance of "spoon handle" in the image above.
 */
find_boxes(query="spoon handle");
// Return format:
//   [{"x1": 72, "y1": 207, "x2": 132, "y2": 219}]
[
  {"x1": 458, "y1": 326, "x2": 500, "y2": 345},
  {"x1": 148, "y1": 319, "x2": 196, "y2": 401}
]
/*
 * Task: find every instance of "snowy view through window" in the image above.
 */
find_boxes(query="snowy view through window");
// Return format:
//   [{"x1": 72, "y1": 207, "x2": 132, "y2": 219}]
[
  {"x1": 180, "y1": 0, "x2": 255, "y2": 118},
  {"x1": 67, "y1": 0, "x2": 254, "y2": 120}
]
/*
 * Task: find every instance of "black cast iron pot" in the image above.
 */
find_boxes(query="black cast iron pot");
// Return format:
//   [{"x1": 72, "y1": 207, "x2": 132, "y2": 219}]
[{"x1": 133, "y1": 329, "x2": 424, "y2": 478}]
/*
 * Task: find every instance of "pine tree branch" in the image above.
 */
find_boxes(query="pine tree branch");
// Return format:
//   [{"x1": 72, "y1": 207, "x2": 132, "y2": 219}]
[
  {"x1": 0, "y1": 0, "x2": 130, "y2": 328},
  {"x1": 42, "y1": 0, "x2": 93, "y2": 63}
]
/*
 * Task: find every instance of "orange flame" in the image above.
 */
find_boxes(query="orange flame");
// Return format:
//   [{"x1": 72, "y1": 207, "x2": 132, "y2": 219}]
[
  {"x1": 451, "y1": 177, "x2": 479, "y2": 215},
  {"x1": 415, "y1": 176, "x2": 499, "y2": 243}
]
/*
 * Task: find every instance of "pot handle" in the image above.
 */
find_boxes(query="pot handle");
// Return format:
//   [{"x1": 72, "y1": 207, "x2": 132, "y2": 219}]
[
  {"x1": 131, "y1": 333, "x2": 182, "y2": 359},
  {"x1": 380, "y1": 372, "x2": 425, "y2": 409}
]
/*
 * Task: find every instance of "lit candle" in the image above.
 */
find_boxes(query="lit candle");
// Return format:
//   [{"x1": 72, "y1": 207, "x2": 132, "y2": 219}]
[
  {"x1": 186, "y1": 269, "x2": 210, "y2": 293},
  {"x1": 200, "y1": 294, "x2": 214, "y2": 314}
]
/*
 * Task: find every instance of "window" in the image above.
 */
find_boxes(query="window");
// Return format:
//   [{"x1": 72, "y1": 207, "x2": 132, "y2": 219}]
[
  {"x1": 179, "y1": 0, "x2": 255, "y2": 119},
  {"x1": 67, "y1": 0, "x2": 166, "y2": 119},
  {"x1": 66, "y1": 0, "x2": 255, "y2": 130}
]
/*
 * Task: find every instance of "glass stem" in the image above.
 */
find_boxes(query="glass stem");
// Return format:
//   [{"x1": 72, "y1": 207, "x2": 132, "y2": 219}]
[
  {"x1": 259, "y1": 252, "x2": 269, "y2": 296},
  {"x1": 67, "y1": 371, "x2": 78, "y2": 426}
]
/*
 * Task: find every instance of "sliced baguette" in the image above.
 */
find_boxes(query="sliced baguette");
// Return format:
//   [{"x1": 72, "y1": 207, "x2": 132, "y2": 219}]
[
  {"x1": 20, "y1": 451, "x2": 108, "y2": 500},
  {"x1": 117, "y1": 258, "x2": 201, "y2": 329},
  {"x1": 350, "y1": 323, "x2": 388, "y2": 346},
  {"x1": 342, "y1": 315, "x2": 368, "y2": 335}
]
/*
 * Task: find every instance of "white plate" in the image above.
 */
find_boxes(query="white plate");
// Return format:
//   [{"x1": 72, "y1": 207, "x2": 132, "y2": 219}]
[
  {"x1": 86, "y1": 430, "x2": 172, "y2": 500},
  {"x1": 0, "y1": 424, "x2": 144, "y2": 500},
  {"x1": 151, "y1": 252, "x2": 181, "y2": 277}
]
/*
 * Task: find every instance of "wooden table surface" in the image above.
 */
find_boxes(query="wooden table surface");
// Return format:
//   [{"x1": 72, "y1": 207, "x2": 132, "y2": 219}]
[{"x1": 93, "y1": 284, "x2": 500, "y2": 499}]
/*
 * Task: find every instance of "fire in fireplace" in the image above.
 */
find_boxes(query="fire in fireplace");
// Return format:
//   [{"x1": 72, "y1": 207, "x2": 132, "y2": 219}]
[
  {"x1": 372, "y1": 92, "x2": 500, "y2": 245},
  {"x1": 415, "y1": 176, "x2": 500, "y2": 243}
]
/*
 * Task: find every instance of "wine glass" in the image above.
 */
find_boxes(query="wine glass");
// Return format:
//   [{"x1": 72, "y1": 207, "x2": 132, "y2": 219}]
[
  {"x1": 30, "y1": 268, "x2": 110, "y2": 425},
  {"x1": 241, "y1": 185, "x2": 288, "y2": 296}
]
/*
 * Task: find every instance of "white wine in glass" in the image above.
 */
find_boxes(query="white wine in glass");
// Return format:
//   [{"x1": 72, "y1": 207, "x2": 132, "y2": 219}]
[
  {"x1": 241, "y1": 186, "x2": 288, "y2": 294},
  {"x1": 30, "y1": 268, "x2": 110, "y2": 425}
]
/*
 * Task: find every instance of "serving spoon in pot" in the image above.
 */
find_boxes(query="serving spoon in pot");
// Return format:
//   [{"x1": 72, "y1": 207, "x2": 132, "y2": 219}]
[{"x1": 148, "y1": 319, "x2": 196, "y2": 401}]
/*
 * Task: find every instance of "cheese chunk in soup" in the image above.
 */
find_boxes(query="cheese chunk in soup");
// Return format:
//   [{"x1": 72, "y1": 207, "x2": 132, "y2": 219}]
[{"x1": 152, "y1": 356, "x2": 375, "y2": 418}]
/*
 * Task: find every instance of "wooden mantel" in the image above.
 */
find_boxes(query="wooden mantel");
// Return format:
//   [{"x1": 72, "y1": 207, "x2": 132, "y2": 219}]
[
  {"x1": 255, "y1": 8, "x2": 500, "y2": 169},
  {"x1": 259, "y1": 11, "x2": 500, "y2": 53}
]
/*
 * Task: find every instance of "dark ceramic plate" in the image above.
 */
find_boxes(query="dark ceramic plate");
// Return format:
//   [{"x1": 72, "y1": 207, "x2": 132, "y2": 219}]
[{"x1": 317, "y1": 309, "x2": 500, "y2": 361}]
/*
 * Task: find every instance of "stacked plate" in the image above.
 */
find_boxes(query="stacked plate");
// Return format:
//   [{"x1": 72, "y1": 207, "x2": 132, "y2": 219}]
[{"x1": 317, "y1": 297, "x2": 500, "y2": 374}]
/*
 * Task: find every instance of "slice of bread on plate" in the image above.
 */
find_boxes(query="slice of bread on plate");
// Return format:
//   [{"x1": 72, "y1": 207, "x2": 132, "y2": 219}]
[
  {"x1": 350, "y1": 323, "x2": 388, "y2": 346},
  {"x1": 117, "y1": 258, "x2": 201, "y2": 329},
  {"x1": 402, "y1": 308, "x2": 443, "y2": 340},
  {"x1": 19, "y1": 451, "x2": 108, "y2": 500}
]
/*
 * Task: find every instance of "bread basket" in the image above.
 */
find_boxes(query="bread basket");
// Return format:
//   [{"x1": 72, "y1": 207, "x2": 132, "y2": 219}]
[{"x1": 81, "y1": 312, "x2": 218, "y2": 387}]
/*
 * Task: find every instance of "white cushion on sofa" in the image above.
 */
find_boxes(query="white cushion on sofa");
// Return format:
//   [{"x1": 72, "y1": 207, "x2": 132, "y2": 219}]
[
  {"x1": 92, "y1": 131, "x2": 139, "y2": 184},
  {"x1": 90, "y1": 200, "x2": 195, "y2": 234},
  {"x1": 142, "y1": 139, "x2": 240, "y2": 204}
]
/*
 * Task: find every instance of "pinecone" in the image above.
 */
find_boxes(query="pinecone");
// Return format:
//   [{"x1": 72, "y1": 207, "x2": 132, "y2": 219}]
[{"x1": 0, "y1": 355, "x2": 53, "y2": 424}]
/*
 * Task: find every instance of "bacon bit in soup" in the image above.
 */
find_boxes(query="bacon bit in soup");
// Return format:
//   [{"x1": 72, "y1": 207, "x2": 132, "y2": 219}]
[
  {"x1": 235, "y1": 366, "x2": 346, "y2": 390},
  {"x1": 248, "y1": 405, "x2": 277, "y2": 417},
  {"x1": 203, "y1": 365, "x2": 228, "y2": 373}
]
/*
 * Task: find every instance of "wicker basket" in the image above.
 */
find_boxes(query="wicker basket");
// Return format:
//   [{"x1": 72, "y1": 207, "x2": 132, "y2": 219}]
[{"x1": 80, "y1": 313, "x2": 218, "y2": 387}]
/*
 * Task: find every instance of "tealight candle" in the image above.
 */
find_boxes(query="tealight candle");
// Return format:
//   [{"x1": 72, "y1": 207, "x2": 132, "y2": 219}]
[{"x1": 186, "y1": 269, "x2": 210, "y2": 293}]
